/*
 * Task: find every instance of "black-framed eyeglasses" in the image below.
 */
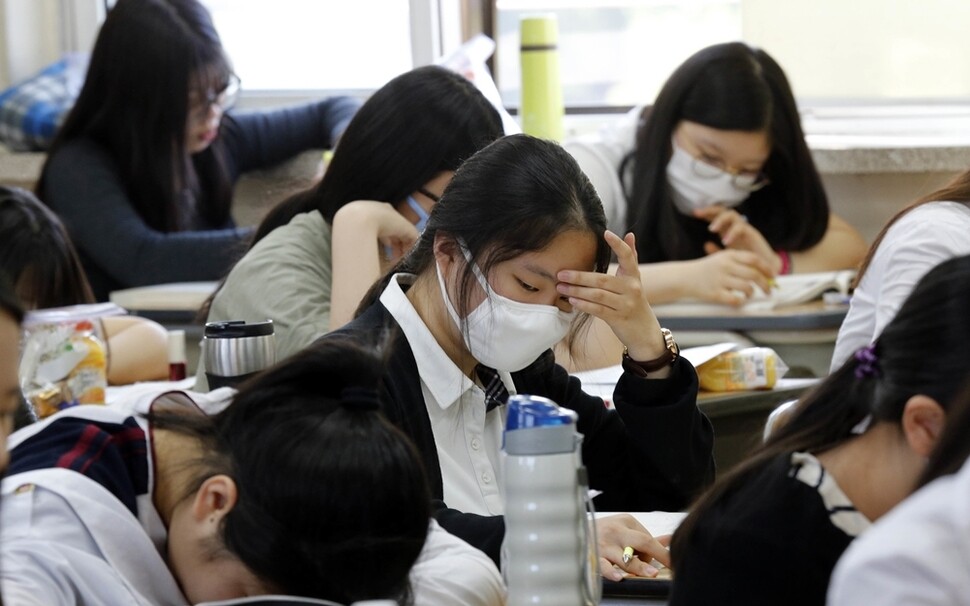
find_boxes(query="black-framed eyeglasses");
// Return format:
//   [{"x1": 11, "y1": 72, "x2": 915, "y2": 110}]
[
  {"x1": 690, "y1": 155, "x2": 770, "y2": 192},
  {"x1": 417, "y1": 187, "x2": 441, "y2": 202}
]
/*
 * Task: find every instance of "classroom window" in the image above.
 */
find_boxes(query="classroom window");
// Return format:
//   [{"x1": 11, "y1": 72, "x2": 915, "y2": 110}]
[
  {"x1": 492, "y1": 0, "x2": 970, "y2": 109},
  {"x1": 200, "y1": 0, "x2": 414, "y2": 93},
  {"x1": 494, "y1": 0, "x2": 741, "y2": 109}
]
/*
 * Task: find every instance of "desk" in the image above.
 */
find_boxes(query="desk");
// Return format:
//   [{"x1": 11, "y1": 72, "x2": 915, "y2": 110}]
[
  {"x1": 653, "y1": 300, "x2": 849, "y2": 378},
  {"x1": 575, "y1": 363, "x2": 820, "y2": 473},
  {"x1": 698, "y1": 378, "x2": 818, "y2": 472}
]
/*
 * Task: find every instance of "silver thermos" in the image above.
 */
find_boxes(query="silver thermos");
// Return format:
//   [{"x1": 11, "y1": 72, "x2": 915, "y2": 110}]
[{"x1": 202, "y1": 320, "x2": 276, "y2": 390}]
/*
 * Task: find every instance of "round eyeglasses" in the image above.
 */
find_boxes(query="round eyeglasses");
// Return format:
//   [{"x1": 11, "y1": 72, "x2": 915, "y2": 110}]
[{"x1": 690, "y1": 154, "x2": 770, "y2": 192}]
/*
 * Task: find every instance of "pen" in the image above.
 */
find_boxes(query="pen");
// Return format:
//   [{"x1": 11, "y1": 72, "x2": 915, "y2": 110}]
[{"x1": 622, "y1": 545, "x2": 634, "y2": 564}]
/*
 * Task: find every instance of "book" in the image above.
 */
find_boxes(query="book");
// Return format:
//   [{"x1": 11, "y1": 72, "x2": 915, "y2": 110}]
[
  {"x1": 652, "y1": 270, "x2": 856, "y2": 315},
  {"x1": 108, "y1": 281, "x2": 218, "y2": 311}
]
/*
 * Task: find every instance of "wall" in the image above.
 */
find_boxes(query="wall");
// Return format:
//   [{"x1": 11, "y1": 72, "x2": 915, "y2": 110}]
[
  {"x1": 743, "y1": 0, "x2": 970, "y2": 101},
  {"x1": 0, "y1": 0, "x2": 102, "y2": 89}
]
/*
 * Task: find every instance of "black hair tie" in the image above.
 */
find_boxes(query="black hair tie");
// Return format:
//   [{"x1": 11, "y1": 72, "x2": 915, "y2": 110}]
[{"x1": 340, "y1": 386, "x2": 381, "y2": 412}]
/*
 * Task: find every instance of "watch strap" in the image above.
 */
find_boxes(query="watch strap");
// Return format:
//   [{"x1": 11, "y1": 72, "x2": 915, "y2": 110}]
[{"x1": 622, "y1": 328, "x2": 679, "y2": 377}]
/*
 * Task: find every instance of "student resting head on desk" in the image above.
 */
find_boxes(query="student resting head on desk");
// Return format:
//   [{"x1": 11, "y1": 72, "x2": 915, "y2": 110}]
[
  {"x1": 201, "y1": 64, "x2": 504, "y2": 368},
  {"x1": 0, "y1": 185, "x2": 169, "y2": 385},
  {"x1": 828, "y1": 372, "x2": 970, "y2": 606},
  {"x1": 667, "y1": 254, "x2": 970, "y2": 606},
  {"x1": 36, "y1": 0, "x2": 360, "y2": 300},
  {"x1": 0, "y1": 274, "x2": 24, "y2": 472},
  {"x1": 323, "y1": 133, "x2": 716, "y2": 579},
  {"x1": 566, "y1": 41, "x2": 866, "y2": 307},
  {"x1": 0, "y1": 338, "x2": 500, "y2": 605}
]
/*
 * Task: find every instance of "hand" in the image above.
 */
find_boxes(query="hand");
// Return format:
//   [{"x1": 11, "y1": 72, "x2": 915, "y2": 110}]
[
  {"x1": 556, "y1": 231, "x2": 666, "y2": 367},
  {"x1": 594, "y1": 514, "x2": 671, "y2": 581},
  {"x1": 334, "y1": 200, "x2": 420, "y2": 263},
  {"x1": 694, "y1": 206, "x2": 781, "y2": 274},
  {"x1": 687, "y1": 249, "x2": 775, "y2": 305}
]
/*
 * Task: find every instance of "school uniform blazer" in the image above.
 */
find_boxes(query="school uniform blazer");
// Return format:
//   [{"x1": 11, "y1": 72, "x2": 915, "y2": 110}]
[{"x1": 329, "y1": 302, "x2": 716, "y2": 563}]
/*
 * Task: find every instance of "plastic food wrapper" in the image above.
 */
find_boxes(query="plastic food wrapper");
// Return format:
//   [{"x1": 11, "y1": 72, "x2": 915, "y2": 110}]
[
  {"x1": 696, "y1": 347, "x2": 789, "y2": 392},
  {"x1": 19, "y1": 303, "x2": 125, "y2": 419}
]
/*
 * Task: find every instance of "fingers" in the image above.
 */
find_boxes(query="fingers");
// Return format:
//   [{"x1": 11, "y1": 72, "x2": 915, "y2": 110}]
[
  {"x1": 556, "y1": 231, "x2": 642, "y2": 311},
  {"x1": 607, "y1": 230, "x2": 639, "y2": 276},
  {"x1": 705, "y1": 208, "x2": 741, "y2": 235},
  {"x1": 595, "y1": 515, "x2": 671, "y2": 581},
  {"x1": 710, "y1": 250, "x2": 774, "y2": 289}
]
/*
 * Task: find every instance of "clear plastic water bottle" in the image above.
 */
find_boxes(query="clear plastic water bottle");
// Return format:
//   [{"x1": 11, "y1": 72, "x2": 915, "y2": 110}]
[{"x1": 502, "y1": 394, "x2": 599, "y2": 605}]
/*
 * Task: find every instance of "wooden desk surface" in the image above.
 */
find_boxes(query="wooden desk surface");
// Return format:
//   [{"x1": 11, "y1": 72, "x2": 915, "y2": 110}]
[{"x1": 697, "y1": 378, "x2": 819, "y2": 419}]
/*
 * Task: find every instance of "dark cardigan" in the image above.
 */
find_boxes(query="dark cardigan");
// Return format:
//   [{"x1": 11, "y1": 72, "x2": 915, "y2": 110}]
[{"x1": 327, "y1": 301, "x2": 715, "y2": 564}]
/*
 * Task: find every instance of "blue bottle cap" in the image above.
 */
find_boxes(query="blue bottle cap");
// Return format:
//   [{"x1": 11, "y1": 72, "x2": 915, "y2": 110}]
[{"x1": 506, "y1": 394, "x2": 577, "y2": 431}]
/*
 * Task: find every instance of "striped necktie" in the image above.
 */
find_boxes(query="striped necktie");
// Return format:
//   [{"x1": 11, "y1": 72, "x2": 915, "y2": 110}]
[{"x1": 475, "y1": 364, "x2": 509, "y2": 412}]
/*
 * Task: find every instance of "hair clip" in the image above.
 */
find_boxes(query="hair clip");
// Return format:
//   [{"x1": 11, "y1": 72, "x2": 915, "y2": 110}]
[
  {"x1": 853, "y1": 343, "x2": 881, "y2": 380},
  {"x1": 340, "y1": 385, "x2": 380, "y2": 412}
]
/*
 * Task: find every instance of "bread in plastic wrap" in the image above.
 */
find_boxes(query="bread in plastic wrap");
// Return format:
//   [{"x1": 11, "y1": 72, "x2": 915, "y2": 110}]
[{"x1": 697, "y1": 347, "x2": 789, "y2": 391}]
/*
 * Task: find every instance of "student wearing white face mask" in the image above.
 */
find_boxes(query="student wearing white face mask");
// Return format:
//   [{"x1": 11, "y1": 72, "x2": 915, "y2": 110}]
[
  {"x1": 564, "y1": 42, "x2": 866, "y2": 307},
  {"x1": 323, "y1": 134, "x2": 715, "y2": 580},
  {"x1": 199, "y1": 66, "x2": 502, "y2": 381}
]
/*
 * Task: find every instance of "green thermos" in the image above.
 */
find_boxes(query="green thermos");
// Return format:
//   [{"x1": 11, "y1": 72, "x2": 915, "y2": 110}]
[{"x1": 519, "y1": 16, "x2": 564, "y2": 142}]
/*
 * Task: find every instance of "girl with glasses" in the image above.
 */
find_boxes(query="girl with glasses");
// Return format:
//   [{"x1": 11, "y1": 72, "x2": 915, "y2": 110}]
[
  {"x1": 36, "y1": 0, "x2": 361, "y2": 300},
  {"x1": 565, "y1": 42, "x2": 866, "y2": 307}
]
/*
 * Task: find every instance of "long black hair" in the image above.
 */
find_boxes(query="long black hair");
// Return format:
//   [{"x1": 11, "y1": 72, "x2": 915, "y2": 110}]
[
  {"x1": 149, "y1": 339, "x2": 431, "y2": 604},
  {"x1": 0, "y1": 273, "x2": 24, "y2": 325},
  {"x1": 0, "y1": 185, "x2": 95, "y2": 309},
  {"x1": 249, "y1": 65, "x2": 504, "y2": 244},
  {"x1": 358, "y1": 133, "x2": 610, "y2": 352},
  {"x1": 625, "y1": 42, "x2": 828, "y2": 262},
  {"x1": 671, "y1": 254, "x2": 970, "y2": 568},
  {"x1": 38, "y1": 0, "x2": 234, "y2": 232}
]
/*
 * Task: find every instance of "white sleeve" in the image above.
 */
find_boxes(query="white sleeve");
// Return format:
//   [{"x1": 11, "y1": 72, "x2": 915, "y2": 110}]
[
  {"x1": 562, "y1": 137, "x2": 628, "y2": 235},
  {"x1": 867, "y1": 205, "x2": 970, "y2": 338},
  {"x1": 408, "y1": 520, "x2": 506, "y2": 606},
  {"x1": 828, "y1": 464, "x2": 970, "y2": 606},
  {"x1": 828, "y1": 547, "x2": 960, "y2": 606}
]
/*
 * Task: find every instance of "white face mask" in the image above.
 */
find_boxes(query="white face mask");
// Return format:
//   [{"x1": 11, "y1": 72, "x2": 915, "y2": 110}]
[
  {"x1": 665, "y1": 140, "x2": 750, "y2": 215},
  {"x1": 435, "y1": 246, "x2": 575, "y2": 372}
]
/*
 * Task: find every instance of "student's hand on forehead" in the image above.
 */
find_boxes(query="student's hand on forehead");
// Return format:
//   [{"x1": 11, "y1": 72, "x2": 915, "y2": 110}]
[{"x1": 555, "y1": 231, "x2": 666, "y2": 365}]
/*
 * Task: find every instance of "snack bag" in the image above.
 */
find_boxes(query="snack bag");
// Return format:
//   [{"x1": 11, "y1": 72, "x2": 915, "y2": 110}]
[
  {"x1": 697, "y1": 347, "x2": 789, "y2": 392},
  {"x1": 19, "y1": 303, "x2": 122, "y2": 418}
]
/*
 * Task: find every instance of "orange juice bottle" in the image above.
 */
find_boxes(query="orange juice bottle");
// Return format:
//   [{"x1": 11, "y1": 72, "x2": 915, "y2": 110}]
[{"x1": 66, "y1": 320, "x2": 107, "y2": 405}]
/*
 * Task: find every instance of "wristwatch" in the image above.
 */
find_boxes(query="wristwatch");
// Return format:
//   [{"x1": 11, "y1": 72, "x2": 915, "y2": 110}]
[{"x1": 622, "y1": 328, "x2": 679, "y2": 377}]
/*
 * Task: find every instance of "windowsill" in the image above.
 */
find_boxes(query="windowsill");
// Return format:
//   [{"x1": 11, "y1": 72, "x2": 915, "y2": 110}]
[
  {"x1": 562, "y1": 104, "x2": 970, "y2": 175},
  {"x1": 3, "y1": 105, "x2": 969, "y2": 188}
]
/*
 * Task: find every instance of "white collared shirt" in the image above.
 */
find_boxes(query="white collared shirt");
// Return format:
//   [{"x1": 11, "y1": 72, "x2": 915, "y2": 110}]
[{"x1": 381, "y1": 273, "x2": 515, "y2": 516}]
